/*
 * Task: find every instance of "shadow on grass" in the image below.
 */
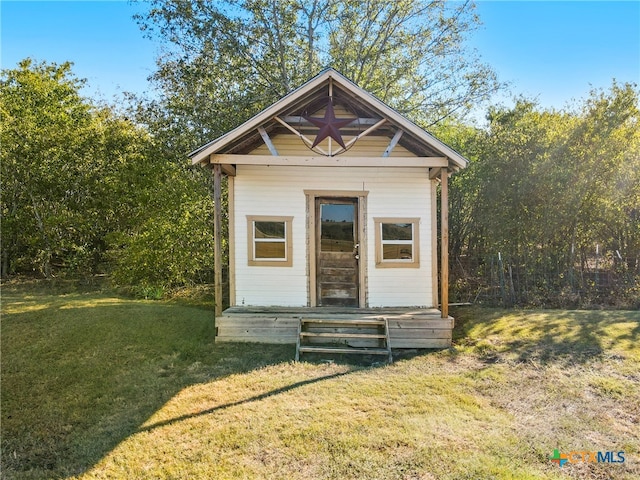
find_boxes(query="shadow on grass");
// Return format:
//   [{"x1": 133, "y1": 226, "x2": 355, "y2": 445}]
[
  {"x1": 450, "y1": 306, "x2": 640, "y2": 366},
  {"x1": 138, "y1": 370, "x2": 352, "y2": 434},
  {"x1": 2, "y1": 290, "x2": 334, "y2": 479}
]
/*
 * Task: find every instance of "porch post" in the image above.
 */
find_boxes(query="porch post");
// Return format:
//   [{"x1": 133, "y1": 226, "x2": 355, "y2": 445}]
[
  {"x1": 213, "y1": 163, "x2": 223, "y2": 317},
  {"x1": 440, "y1": 167, "x2": 449, "y2": 318}
]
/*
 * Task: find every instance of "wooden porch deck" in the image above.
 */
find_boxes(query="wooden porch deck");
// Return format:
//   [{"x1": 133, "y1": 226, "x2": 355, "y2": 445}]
[{"x1": 215, "y1": 306, "x2": 454, "y2": 348}]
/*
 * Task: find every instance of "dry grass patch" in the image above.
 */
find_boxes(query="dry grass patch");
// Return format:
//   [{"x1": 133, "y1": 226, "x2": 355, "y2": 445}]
[
  {"x1": 2, "y1": 286, "x2": 638, "y2": 479},
  {"x1": 452, "y1": 308, "x2": 640, "y2": 479},
  {"x1": 81, "y1": 359, "x2": 543, "y2": 480}
]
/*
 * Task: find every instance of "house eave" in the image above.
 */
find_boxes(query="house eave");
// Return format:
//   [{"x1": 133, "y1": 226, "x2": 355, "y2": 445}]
[{"x1": 189, "y1": 68, "x2": 469, "y2": 171}]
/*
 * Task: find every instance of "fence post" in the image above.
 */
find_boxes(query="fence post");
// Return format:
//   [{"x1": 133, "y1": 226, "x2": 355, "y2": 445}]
[
  {"x1": 508, "y1": 264, "x2": 516, "y2": 305},
  {"x1": 498, "y1": 252, "x2": 507, "y2": 306},
  {"x1": 595, "y1": 244, "x2": 600, "y2": 297},
  {"x1": 569, "y1": 242, "x2": 575, "y2": 292}
]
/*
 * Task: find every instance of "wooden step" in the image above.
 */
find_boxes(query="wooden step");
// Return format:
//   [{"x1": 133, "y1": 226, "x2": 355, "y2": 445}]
[
  {"x1": 300, "y1": 332, "x2": 387, "y2": 339},
  {"x1": 296, "y1": 317, "x2": 393, "y2": 363},
  {"x1": 298, "y1": 346, "x2": 391, "y2": 355},
  {"x1": 300, "y1": 318, "x2": 385, "y2": 326}
]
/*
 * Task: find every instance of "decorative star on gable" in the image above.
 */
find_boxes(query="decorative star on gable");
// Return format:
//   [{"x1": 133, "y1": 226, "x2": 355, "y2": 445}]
[{"x1": 304, "y1": 97, "x2": 355, "y2": 149}]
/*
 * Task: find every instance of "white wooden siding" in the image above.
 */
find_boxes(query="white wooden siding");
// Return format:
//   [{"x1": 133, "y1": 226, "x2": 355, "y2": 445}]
[{"x1": 234, "y1": 165, "x2": 434, "y2": 307}]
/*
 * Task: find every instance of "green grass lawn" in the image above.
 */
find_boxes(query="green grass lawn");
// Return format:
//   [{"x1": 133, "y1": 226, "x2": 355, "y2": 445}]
[{"x1": 2, "y1": 282, "x2": 639, "y2": 479}]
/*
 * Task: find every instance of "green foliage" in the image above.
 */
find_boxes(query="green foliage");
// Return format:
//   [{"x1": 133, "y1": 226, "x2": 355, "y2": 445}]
[
  {"x1": 0, "y1": 59, "x2": 138, "y2": 276},
  {"x1": 1, "y1": 59, "x2": 216, "y2": 290},
  {"x1": 3, "y1": 35, "x2": 636, "y2": 310},
  {"x1": 133, "y1": 0, "x2": 500, "y2": 142},
  {"x1": 108, "y1": 191, "x2": 214, "y2": 291},
  {"x1": 445, "y1": 82, "x2": 640, "y2": 307},
  {"x1": 327, "y1": 0, "x2": 497, "y2": 122}
]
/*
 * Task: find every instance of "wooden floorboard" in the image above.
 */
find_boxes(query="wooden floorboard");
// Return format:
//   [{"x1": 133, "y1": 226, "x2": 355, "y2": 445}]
[{"x1": 223, "y1": 306, "x2": 442, "y2": 315}]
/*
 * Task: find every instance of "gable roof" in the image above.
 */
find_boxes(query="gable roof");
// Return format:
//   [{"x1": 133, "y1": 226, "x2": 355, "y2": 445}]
[{"x1": 189, "y1": 68, "x2": 468, "y2": 170}]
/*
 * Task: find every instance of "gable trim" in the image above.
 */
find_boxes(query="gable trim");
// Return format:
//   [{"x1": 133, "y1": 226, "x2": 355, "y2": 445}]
[{"x1": 190, "y1": 68, "x2": 468, "y2": 170}]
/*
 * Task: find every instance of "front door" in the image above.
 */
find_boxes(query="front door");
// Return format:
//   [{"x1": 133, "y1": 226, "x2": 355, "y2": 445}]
[{"x1": 316, "y1": 198, "x2": 359, "y2": 307}]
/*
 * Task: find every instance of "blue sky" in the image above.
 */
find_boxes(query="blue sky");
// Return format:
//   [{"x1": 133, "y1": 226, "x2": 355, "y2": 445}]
[
  {"x1": 2, "y1": 0, "x2": 639, "y2": 114},
  {"x1": 474, "y1": 1, "x2": 640, "y2": 109}
]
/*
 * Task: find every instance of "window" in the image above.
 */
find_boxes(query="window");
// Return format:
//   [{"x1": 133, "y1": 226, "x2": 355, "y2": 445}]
[
  {"x1": 247, "y1": 216, "x2": 293, "y2": 266},
  {"x1": 374, "y1": 218, "x2": 420, "y2": 268},
  {"x1": 320, "y1": 202, "x2": 355, "y2": 253}
]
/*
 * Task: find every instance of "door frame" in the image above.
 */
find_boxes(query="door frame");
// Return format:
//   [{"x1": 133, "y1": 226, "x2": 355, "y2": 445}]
[{"x1": 305, "y1": 189, "x2": 368, "y2": 307}]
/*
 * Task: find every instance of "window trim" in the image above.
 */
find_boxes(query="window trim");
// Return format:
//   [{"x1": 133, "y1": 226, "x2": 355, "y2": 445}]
[
  {"x1": 374, "y1": 217, "x2": 420, "y2": 268},
  {"x1": 247, "y1": 215, "x2": 293, "y2": 267}
]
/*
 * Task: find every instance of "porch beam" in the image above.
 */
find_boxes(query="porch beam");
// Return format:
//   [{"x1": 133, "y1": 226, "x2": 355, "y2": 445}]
[
  {"x1": 213, "y1": 163, "x2": 223, "y2": 317},
  {"x1": 429, "y1": 167, "x2": 442, "y2": 180},
  {"x1": 210, "y1": 154, "x2": 448, "y2": 168},
  {"x1": 431, "y1": 179, "x2": 439, "y2": 308},
  {"x1": 257, "y1": 126, "x2": 279, "y2": 156},
  {"x1": 222, "y1": 165, "x2": 236, "y2": 176},
  {"x1": 382, "y1": 129, "x2": 404, "y2": 157},
  {"x1": 440, "y1": 167, "x2": 449, "y2": 318},
  {"x1": 205, "y1": 162, "x2": 236, "y2": 176},
  {"x1": 228, "y1": 175, "x2": 236, "y2": 306}
]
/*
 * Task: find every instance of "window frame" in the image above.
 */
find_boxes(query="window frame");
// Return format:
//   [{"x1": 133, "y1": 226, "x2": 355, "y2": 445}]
[
  {"x1": 374, "y1": 217, "x2": 420, "y2": 268},
  {"x1": 247, "y1": 215, "x2": 293, "y2": 267}
]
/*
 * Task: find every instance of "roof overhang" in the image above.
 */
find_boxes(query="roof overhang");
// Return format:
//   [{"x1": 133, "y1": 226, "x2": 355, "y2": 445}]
[{"x1": 189, "y1": 68, "x2": 469, "y2": 171}]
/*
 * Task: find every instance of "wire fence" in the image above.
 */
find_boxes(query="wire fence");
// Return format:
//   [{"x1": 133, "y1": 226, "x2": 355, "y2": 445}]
[{"x1": 450, "y1": 250, "x2": 640, "y2": 309}]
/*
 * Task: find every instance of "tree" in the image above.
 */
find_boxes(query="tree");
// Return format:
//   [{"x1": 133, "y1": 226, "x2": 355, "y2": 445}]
[
  {"x1": 1, "y1": 59, "x2": 215, "y2": 291},
  {"x1": 134, "y1": 0, "x2": 500, "y2": 143},
  {"x1": 326, "y1": 0, "x2": 498, "y2": 123},
  {"x1": 1, "y1": 59, "x2": 99, "y2": 276},
  {"x1": 445, "y1": 82, "x2": 640, "y2": 306},
  {"x1": 105, "y1": 134, "x2": 216, "y2": 292}
]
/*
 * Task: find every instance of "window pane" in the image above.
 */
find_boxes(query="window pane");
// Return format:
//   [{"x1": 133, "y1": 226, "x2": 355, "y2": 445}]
[
  {"x1": 383, "y1": 244, "x2": 412, "y2": 260},
  {"x1": 255, "y1": 241, "x2": 286, "y2": 259},
  {"x1": 255, "y1": 221, "x2": 285, "y2": 239},
  {"x1": 382, "y1": 223, "x2": 412, "y2": 241},
  {"x1": 321, "y1": 203, "x2": 354, "y2": 252}
]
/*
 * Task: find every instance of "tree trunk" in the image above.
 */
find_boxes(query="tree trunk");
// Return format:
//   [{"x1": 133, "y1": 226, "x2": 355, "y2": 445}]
[{"x1": 30, "y1": 193, "x2": 52, "y2": 277}]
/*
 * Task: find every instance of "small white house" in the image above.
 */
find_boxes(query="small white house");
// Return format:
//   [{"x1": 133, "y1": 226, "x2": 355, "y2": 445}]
[{"x1": 190, "y1": 68, "x2": 468, "y2": 349}]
